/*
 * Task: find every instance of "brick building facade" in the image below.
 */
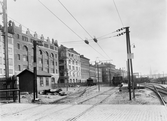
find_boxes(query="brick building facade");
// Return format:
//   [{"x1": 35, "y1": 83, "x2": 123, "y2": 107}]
[{"x1": 12, "y1": 23, "x2": 59, "y2": 91}]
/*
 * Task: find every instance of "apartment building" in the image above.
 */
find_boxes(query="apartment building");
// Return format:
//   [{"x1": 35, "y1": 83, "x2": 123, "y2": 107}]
[
  {"x1": 0, "y1": 31, "x2": 14, "y2": 78},
  {"x1": 59, "y1": 45, "x2": 81, "y2": 84},
  {"x1": 11, "y1": 22, "x2": 59, "y2": 92},
  {"x1": 80, "y1": 55, "x2": 90, "y2": 83}
]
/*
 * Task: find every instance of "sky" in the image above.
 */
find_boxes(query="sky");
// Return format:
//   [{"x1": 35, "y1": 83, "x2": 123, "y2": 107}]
[{"x1": 0, "y1": 0, "x2": 166, "y2": 75}]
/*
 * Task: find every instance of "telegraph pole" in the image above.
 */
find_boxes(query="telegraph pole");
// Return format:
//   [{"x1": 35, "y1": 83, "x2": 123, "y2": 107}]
[
  {"x1": 125, "y1": 27, "x2": 132, "y2": 100},
  {"x1": 127, "y1": 28, "x2": 135, "y2": 99},
  {"x1": 2, "y1": 0, "x2": 9, "y2": 79},
  {"x1": 33, "y1": 40, "x2": 37, "y2": 101},
  {"x1": 97, "y1": 62, "x2": 100, "y2": 91}
]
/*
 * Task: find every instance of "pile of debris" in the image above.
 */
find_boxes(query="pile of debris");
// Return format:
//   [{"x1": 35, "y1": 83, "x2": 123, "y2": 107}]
[{"x1": 41, "y1": 88, "x2": 67, "y2": 96}]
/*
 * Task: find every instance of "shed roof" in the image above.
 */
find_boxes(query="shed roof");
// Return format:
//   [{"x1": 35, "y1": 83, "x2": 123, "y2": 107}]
[{"x1": 17, "y1": 69, "x2": 52, "y2": 77}]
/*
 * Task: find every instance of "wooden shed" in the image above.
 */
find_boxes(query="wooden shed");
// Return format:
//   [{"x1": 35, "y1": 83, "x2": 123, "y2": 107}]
[{"x1": 17, "y1": 69, "x2": 52, "y2": 93}]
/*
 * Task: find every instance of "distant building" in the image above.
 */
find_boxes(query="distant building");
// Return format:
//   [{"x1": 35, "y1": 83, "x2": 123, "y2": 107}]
[
  {"x1": 80, "y1": 55, "x2": 90, "y2": 83},
  {"x1": 99, "y1": 62, "x2": 116, "y2": 83},
  {"x1": 0, "y1": 31, "x2": 15, "y2": 78},
  {"x1": 59, "y1": 45, "x2": 81, "y2": 85},
  {"x1": 10, "y1": 22, "x2": 59, "y2": 91},
  {"x1": 89, "y1": 64, "x2": 102, "y2": 83}
]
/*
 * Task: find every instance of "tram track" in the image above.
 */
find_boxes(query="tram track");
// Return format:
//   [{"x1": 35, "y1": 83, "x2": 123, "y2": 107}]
[
  {"x1": 144, "y1": 83, "x2": 167, "y2": 106},
  {"x1": 66, "y1": 87, "x2": 117, "y2": 121}
]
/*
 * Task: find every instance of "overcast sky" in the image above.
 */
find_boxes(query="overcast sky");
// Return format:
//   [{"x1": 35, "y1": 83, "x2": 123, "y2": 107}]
[{"x1": 1, "y1": 0, "x2": 166, "y2": 75}]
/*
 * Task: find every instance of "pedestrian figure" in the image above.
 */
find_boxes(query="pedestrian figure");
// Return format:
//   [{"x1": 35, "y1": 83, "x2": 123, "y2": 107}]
[{"x1": 119, "y1": 83, "x2": 123, "y2": 92}]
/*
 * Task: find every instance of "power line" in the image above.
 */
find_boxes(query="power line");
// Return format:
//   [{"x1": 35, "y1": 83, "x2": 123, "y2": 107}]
[
  {"x1": 38, "y1": 0, "x2": 84, "y2": 41},
  {"x1": 38, "y1": 0, "x2": 107, "y2": 59},
  {"x1": 58, "y1": 0, "x2": 111, "y2": 59},
  {"x1": 112, "y1": 0, "x2": 124, "y2": 27},
  {"x1": 58, "y1": 0, "x2": 93, "y2": 39}
]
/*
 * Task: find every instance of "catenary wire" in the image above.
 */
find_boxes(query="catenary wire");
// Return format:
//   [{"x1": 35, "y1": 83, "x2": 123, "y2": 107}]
[
  {"x1": 57, "y1": 0, "x2": 111, "y2": 59},
  {"x1": 112, "y1": 0, "x2": 124, "y2": 27},
  {"x1": 38, "y1": 0, "x2": 107, "y2": 59}
]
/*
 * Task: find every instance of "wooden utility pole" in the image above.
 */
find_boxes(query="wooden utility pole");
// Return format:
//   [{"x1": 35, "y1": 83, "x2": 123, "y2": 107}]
[
  {"x1": 125, "y1": 27, "x2": 131, "y2": 100},
  {"x1": 33, "y1": 40, "x2": 37, "y2": 101},
  {"x1": 97, "y1": 62, "x2": 100, "y2": 91},
  {"x1": 125, "y1": 27, "x2": 135, "y2": 100},
  {"x1": 3, "y1": 0, "x2": 9, "y2": 79}
]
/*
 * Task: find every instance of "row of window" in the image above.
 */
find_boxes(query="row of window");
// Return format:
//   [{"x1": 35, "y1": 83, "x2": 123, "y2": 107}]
[
  {"x1": 69, "y1": 79, "x2": 79, "y2": 83},
  {"x1": 68, "y1": 72, "x2": 80, "y2": 77},
  {"x1": 39, "y1": 77, "x2": 49, "y2": 87},
  {"x1": 0, "y1": 68, "x2": 13, "y2": 74},
  {"x1": 68, "y1": 65, "x2": 80, "y2": 71},
  {"x1": 68, "y1": 60, "x2": 80, "y2": 65},
  {"x1": 0, "y1": 36, "x2": 13, "y2": 45},
  {"x1": 17, "y1": 64, "x2": 58, "y2": 74},
  {"x1": 16, "y1": 34, "x2": 58, "y2": 50},
  {"x1": 0, "y1": 57, "x2": 13, "y2": 66},
  {"x1": 68, "y1": 53, "x2": 79, "y2": 60},
  {"x1": 17, "y1": 43, "x2": 58, "y2": 58},
  {"x1": 0, "y1": 45, "x2": 13, "y2": 55}
]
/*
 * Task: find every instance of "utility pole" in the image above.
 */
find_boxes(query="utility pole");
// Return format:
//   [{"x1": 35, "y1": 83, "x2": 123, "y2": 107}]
[
  {"x1": 127, "y1": 28, "x2": 135, "y2": 99},
  {"x1": 2, "y1": 0, "x2": 9, "y2": 79},
  {"x1": 125, "y1": 27, "x2": 132, "y2": 100},
  {"x1": 96, "y1": 62, "x2": 100, "y2": 91},
  {"x1": 33, "y1": 40, "x2": 37, "y2": 101},
  {"x1": 125, "y1": 27, "x2": 135, "y2": 99}
]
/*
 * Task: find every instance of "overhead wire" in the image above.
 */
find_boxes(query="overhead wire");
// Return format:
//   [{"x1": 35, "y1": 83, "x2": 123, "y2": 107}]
[
  {"x1": 112, "y1": 0, "x2": 124, "y2": 27},
  {"x1": 38, "y1": 0, "x2": 107, "y2": 59},
  {"x1": 57, "y1": 0, "x2": 111, "y2": 59}
]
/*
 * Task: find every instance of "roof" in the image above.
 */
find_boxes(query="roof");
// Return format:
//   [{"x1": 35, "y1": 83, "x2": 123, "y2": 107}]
[{"x1": 17, "y1": 69, "x2": 52, "y2": 77}]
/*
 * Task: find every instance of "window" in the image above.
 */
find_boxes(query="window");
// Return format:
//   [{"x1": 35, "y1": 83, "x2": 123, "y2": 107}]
[
  {"x1": 72, "y1": 66, "x2": 74, "y2": 70},
  {"x1": 17, "y1": 54, "x2": 20, "y2": 60},
  {"x1": 69, "y1": 65, "x2": 71, "y2": 70},
  {"x1": 72, "y1": 61, "x2": 74, "y2": 64},
  {"x1": 40, "y1": 77, "x2": 44, "y2": 87},
  {"x1": 17, "y1": 43, "x2": 20, "y2": 49},
  {"x1": 17, "y1": 34, "x2": 20, "y2": 39},
  {"x1": 55, "y1": 61, "x2": 57, "y2": 66},
  {"x1": 9, "y1": 58, "x2": 13, "y2": 66},
  {"x1": 18, "y1": 65, "x2": 21, "y2": 71},
  {"x1": 39, "y1": 50, "x2": 42, "y2": 55},
  {"x1": 22, "y1": 36, "x2": 28, "y2": 42},
  {"x1": 56, "y1": 69, "x2": 58, "y2": 74},
  {"x1": 50, "y1": 46, "x2": 54, "y2": 50},
  {"x1": 68, "y1": 60, "x2": 71, "y2": 64},
  {"x1": 46, "y1": 77, "x2": 49, "y2": 86},
  {"x1": 50, "y1": 53, "x2": 54, "y2": 58}
]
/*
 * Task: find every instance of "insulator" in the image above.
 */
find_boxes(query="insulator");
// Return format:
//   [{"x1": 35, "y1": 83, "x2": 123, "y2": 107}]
[
  {"x1": 93, "y1": 38, "x2": 98, "y2": 43},
  {"x1": 84, "y1": 40, "x2": 89, "y2": 44}
]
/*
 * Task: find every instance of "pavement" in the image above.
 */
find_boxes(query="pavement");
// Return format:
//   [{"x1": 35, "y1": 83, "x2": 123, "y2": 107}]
[{"x1": 0, "y1": 103, "x2": 167, "y2": 121}]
